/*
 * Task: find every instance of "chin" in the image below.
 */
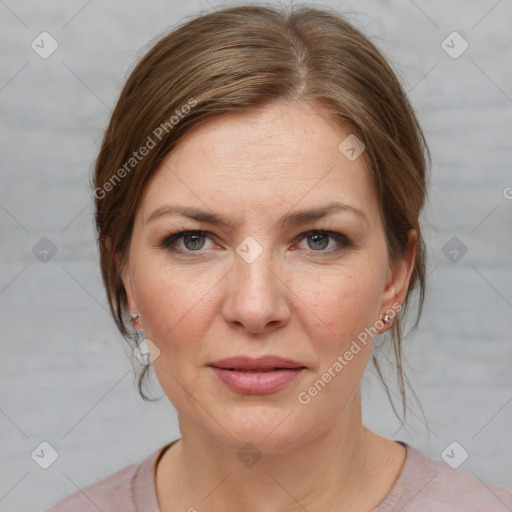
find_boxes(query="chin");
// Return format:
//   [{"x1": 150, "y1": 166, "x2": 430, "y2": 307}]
[{"x1": 211, "y1": 404, "x2": 317, "y2": 454}]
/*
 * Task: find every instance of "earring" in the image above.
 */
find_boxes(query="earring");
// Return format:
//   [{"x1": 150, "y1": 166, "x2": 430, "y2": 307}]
[
  {"x1": 130, "y1": 312, "x2": 140, "y2": 326},
  {"x1": 129, "y1": 313, "x2": 149, "y2": 364},
  {"x1": 382, "y1": 314, "x2": 392, "y2": 325}
]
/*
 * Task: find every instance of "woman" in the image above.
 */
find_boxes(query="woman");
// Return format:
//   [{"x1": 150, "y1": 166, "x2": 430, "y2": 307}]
[{"x1": 47, "y1": 4, "x2": 512, "y2": 511}]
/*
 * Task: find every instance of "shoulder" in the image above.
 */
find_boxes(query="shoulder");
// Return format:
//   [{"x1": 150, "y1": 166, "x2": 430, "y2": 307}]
[
  {"x1": 44, "y1": 446, "x2": 163, "y2": 512},
  {"x1": 386, "y1": 442, "x2": 512, "y2": 512}
]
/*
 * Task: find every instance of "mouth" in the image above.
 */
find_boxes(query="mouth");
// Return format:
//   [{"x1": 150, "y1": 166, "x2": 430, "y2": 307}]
[
  {"x1": 207, "y1": 356, "x2": 306, "y2": 394},
  {"x1": 213, "y1": 368, "x2": 301, "y2": 372},
  {"x1": 208, "y1": 355, "x2": 306, "y2": 372}
]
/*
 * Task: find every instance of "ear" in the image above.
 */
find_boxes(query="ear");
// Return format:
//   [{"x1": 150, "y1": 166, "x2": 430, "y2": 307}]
[
  {"x1": 119, "y1": 257, "x2": 138, "y2": 311},
  {"x1": 378, "y1": 229, "x2": 417, "y2": 330},
  {"x1": 109, "y1": 237, "x2": 141, "y2": 329}
]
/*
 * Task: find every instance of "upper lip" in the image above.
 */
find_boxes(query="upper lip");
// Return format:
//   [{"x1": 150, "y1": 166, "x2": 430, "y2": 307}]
[{"x1": 208, "y1": 355, "x2": 306, "y2": 371}]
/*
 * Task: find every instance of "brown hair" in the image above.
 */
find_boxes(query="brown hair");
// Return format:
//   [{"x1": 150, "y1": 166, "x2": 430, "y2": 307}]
[{"x1": 92, "y1": 4, "x2": 430, "y2": 420}]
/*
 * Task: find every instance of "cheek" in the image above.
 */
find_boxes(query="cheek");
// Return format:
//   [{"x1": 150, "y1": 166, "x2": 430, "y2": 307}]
[
  {"x1": 131, "y1": 260, "x2": 220, "y2": 355},
  {"x1": 300, "y1": 265, "x2": 383, "y2": 348},
  {"x1": 293, "y1": 271, "x2": 382, "y2": 420},
  {"x1": 293, "y1": 262, "x2": 384, "y2": 398}
]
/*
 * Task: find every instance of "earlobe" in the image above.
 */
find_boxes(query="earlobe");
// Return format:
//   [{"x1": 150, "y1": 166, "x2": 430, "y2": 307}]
[{"x1": 377, "y1": 311, "x2": 394, "y2": 333}]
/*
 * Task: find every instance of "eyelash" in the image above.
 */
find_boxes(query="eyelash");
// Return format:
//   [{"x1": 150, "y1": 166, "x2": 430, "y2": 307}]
[{"x1": 159, "y1": 229, "x2": 352, "y2": 256}]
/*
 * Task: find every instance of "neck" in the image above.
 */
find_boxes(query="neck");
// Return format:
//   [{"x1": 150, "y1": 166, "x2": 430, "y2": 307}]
[{"x1": 156, "y1": 390, "x2": 403, "y2": 512}]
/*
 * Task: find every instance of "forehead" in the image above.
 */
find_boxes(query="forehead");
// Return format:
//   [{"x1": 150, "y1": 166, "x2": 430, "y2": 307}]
[{"x1": 139, "y1": 101, "x2": 379, "y2": 226}]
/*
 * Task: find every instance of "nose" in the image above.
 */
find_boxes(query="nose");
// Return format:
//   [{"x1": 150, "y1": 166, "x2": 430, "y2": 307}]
[{"x1": 221, "y1": 247, "x2": 291, "y2": 335}]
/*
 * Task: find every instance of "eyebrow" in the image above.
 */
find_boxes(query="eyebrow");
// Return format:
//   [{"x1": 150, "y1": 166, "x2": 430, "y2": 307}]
[{"x1": 145, "y1": 201, "x2": 368, "y2": 229}]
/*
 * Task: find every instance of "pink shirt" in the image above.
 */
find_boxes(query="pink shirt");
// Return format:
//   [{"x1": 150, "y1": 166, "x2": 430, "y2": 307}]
[{"x1": 45, "y1": 440, "x2": 512, "y2": 511}]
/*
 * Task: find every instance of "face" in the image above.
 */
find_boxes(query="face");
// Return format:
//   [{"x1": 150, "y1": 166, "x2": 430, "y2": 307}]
[{"x1": 121, "y1": 101, "x2": 415, "y2": 453}]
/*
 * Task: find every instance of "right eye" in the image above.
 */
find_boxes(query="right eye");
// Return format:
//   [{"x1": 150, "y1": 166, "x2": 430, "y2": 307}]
[{"x1": 160, "y1": 230, "x2": 217, "y2": 254}]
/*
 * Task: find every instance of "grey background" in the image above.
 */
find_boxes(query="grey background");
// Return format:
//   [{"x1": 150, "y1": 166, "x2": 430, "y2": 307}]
[{"x1": 0, "y1": 0, "x2": 511, "y2": 510}]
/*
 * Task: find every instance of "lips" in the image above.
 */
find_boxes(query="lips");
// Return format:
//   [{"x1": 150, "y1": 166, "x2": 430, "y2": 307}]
[
  {"x1": 207, "y1": 356, "x2": 306, "y2": 394},
  {"x1": 208, "y1": 355, "x2": 306, "y2": 372}
]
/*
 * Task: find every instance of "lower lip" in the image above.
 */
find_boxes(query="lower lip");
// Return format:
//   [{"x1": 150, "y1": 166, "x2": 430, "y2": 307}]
[{"x1": 209, "y1": 367, "x2": 305, "y2": 394}]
